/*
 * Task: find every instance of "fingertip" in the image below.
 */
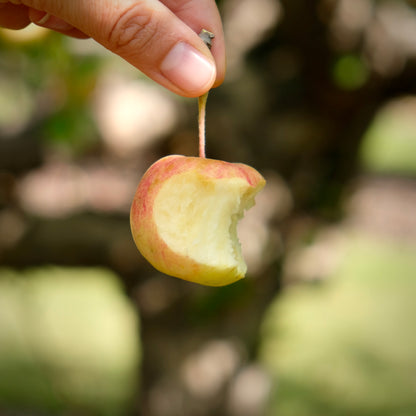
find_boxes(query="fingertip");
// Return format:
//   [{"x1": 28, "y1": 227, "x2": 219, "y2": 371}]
[
  {"x1": 28, "y1": 8, "x2": 49, "y2": 25},
  {"x1": 0, "y1": 3, "x2": 31, "y2": 30},
  {"x1": 160, "y1": 0, "x2": 226, "y2": 91},
  {"x1": 160, "y1": 42, "x2": 217, "y2": 97}
]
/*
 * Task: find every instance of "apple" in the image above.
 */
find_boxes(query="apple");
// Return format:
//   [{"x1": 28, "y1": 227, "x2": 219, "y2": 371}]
[{"x1": 130, "y1": 155, "x2": 266, "y2": 286}]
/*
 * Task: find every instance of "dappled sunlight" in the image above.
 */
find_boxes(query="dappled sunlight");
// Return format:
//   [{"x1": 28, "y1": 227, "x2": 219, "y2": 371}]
[
  {"x1": 330, "y1": 0, "x2": 416, "y2": 76},
  {"x1": 181, "y1": 339, "x2": 241, "y2": 399},
  {"x1": 222, "y1": 0, "x2": 282, "y2": 76},
  {"x1": 17, "y1": 158, "x2": 140, "y2": 216},
  {"x1": 93, "y1": 76, "x2": 180, "y2": 157},
  {"x1": 330, "y1": 0, "x2": 373, "y2": 49},
  {"x1": 366, "y1": 1, "x2": 416, "y2": 76},
  {"x1": 284, "y1": 226, "x2": 346, "y2": 283},
  {"x1": 347, "y1": 177, "x2": 416, "y2": 243},
  {"x1": 227, "y1": 364, "x2": 271, "y2": 416}
]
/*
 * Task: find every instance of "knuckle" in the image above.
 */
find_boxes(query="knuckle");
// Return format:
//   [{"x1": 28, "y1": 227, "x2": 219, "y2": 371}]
[{"x1": 106, "y1": 3, "x2": 159, "y2": 54}]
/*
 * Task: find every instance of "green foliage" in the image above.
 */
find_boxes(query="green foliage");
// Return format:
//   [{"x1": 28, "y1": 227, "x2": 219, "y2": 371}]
[
  {"x1": 0, "y1": 30, "x2": 102, "y2": 153},
  {"x1": 332, "y1": 54, "x2": 369, "y2": 91},
  {"x1": 260, "y1": 236, "x2": 416, "y2": 416},
  {"x1": 42, "y1": 103, "x2": 98, "y2": 153},
  {"x1": 360, "y1": 98, "x2": 416, "y2": 175},
  {"x1": 0, "y1": 267, "x2": 140, "y2": 416}
]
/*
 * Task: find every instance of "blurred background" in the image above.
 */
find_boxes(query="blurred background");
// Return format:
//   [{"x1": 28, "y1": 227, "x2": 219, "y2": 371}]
[{"x1": 1, "y1": 0, "x2": 416, "y2": 415}]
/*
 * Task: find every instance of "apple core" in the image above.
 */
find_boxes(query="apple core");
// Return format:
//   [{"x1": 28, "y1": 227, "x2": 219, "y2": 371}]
[
  {"x1": 154, "y1": 171, "x2": 250, "y2": 276},
  {"x1": 130, "y1": 155, "x2": 265, "y2": 286}
]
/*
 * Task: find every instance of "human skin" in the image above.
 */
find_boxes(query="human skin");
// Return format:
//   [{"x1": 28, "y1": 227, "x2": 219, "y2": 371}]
[{"x1": 0, "y1": 0, "x2": 225, "y2": 97}]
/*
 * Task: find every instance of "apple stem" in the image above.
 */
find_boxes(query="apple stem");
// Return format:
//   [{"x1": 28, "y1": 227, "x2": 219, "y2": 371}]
[
  {"x1": 197, "y1": 29, "x2": 214, "y2": 159},
  {"x1": 198, "y1": 91, "x2": 208, "y2": 158}
]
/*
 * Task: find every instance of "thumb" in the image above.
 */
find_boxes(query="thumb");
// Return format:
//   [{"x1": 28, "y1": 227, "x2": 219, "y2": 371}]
[{"x1": 33, "y1": 0, "x2": 218, "y2": 97}]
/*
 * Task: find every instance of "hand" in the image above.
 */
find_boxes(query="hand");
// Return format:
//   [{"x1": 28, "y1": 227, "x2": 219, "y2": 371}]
[{"x1": 0, "y1": 0, "x2": 225, "y2": 97}]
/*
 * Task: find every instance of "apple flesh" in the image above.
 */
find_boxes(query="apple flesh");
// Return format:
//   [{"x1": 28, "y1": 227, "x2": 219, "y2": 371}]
[{"x1": 130, "y1": 155, "x2": 266, "y2": 286}]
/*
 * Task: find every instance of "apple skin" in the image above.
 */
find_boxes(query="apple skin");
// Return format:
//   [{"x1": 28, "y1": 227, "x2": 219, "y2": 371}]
[{"x1": 130, "y1": 155, "x2": 265, "y2": 286}]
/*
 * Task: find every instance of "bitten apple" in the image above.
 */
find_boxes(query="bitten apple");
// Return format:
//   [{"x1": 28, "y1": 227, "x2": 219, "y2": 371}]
[{"x1": 130, "y1": 155, "x2": 266, "y2": 286}]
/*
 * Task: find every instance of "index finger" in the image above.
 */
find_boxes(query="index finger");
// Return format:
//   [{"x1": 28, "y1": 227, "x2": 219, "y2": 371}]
[
  {"x1": 0, "y1": 3, "x2": 30, "y2": 29},
  {"x1": 161, "y1": 0, "x2": 226, "y2": 88}
]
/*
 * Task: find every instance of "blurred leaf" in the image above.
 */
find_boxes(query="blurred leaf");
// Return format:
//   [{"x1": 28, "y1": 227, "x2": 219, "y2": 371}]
[
  {"x1": 360, "y1": 97, "x2": 416, "y2": 175},
  {"x1": 332, "y1": 54, "x2": 369, "y2": 90},
  {"x1": 260, "y1": 236, "x2": 416, "y2": 416},
  {"x1": 42, "y1": 103, "x2": 99, "y2": 153},
  {"x1": 0, "y1": 267, "x2": 141, "y2": 415}
]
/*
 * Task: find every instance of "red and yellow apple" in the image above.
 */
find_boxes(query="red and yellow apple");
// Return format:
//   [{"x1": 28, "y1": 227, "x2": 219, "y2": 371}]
[{"x1": 130, "y1": 155, "x2": 266, "y2": 286}]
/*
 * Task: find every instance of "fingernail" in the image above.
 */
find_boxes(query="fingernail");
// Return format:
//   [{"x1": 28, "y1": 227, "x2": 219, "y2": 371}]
[
  {"x1": 161, "y1": 42, "x2": 216, "y2": 95},
  {"x1": 29, "y1": 10, "x2": 74, "y2": 32},
  {"x1": 29, "y1": 9, "x2": 50, "y2": 25}
]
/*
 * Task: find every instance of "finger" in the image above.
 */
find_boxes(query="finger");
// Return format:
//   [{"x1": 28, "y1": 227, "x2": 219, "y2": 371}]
[
  {"x1": 32, "y1": 0, "x2": 218, "y2": 97},
  {"x1": 0, "y1": 3, "x2": 30, "y2": 30},
  {"x1": 160, "y1": 0, "x2": 226, "y2": 88},
  {"x1": 28, "y1": 8, "x2": 89, "y2": 39}
]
